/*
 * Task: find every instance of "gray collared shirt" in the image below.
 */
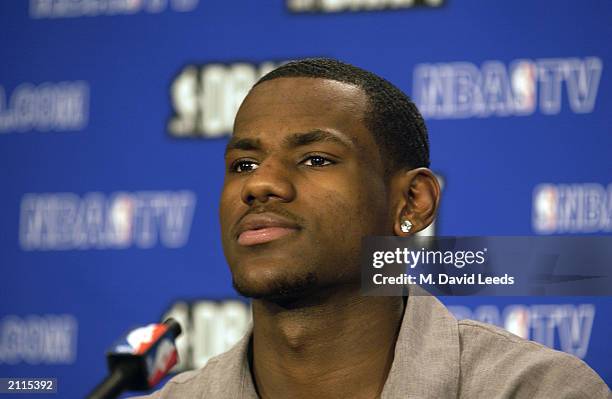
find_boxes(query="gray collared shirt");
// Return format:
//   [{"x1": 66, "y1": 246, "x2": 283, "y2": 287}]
[{"x1": 133, "y1": 289, "x2": 610, "y2": 398}]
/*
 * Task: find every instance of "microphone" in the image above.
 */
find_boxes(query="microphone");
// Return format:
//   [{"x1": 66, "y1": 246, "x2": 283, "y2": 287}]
[{"x1": 86, "y1": 318, "x2": 182, "y2": 399}]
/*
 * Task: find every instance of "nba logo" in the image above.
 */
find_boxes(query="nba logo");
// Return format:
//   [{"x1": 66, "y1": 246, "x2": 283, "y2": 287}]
[
  {"x1": 532, "y1": 184, "x2": 558, "y2": 234},
  {"x1": 108, "y1": 193, "x2": 135, "y2": 246},
  {"x1": 511, "y1": 60, "x2": 537, "y2": 115},
  {"x1": 504, "y1": 306, "x2": 530, "y2": 339}
]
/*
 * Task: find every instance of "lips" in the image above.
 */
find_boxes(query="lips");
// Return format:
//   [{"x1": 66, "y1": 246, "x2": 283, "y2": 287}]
[{"x1": 235, "y1": 213, "x2": 301, "y2": 246}]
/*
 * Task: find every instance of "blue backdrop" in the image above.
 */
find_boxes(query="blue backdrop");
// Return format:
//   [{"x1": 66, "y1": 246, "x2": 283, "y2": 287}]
[{"x1": 1, "y1": 1, "x2": 610, "y2": 397}]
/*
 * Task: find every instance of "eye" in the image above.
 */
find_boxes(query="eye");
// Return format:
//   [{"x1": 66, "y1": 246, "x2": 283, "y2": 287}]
[
  {"x1": 231, "y1": 160, "x2": 259, "y2": 173},
  {"x1": 302, "y1": 155, "x2": 334, "y2": 167}
]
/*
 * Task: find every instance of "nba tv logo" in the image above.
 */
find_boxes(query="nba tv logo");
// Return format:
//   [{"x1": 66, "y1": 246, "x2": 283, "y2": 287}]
[{"x1": 532, "y1": 183, "x2": 612, "y2": 234}]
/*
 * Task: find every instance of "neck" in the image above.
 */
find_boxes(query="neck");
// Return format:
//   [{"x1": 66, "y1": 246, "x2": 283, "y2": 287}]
[{"x1": 251, "y1": 286, "x2": 405, "y2": 399}]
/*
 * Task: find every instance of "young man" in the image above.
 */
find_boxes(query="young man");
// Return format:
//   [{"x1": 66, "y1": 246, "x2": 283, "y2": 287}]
[{"x1": 137, "y1": 58, "x2": 609, "y2": 398}]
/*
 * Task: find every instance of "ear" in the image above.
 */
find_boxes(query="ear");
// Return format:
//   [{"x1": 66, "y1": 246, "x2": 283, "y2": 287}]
[{"x1": 390, "y1": 168, "x2": 441, "y2": 236}]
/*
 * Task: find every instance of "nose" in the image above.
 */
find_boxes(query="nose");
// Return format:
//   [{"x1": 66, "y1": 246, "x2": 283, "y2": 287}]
[{"x1": 240, "y1": 159, "x2": 296, "y2": 205}]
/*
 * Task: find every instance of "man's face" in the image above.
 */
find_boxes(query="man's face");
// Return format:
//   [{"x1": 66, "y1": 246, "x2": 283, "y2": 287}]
[{"x1": 220, "y1": 77, "x2": 391, "y2": 299}]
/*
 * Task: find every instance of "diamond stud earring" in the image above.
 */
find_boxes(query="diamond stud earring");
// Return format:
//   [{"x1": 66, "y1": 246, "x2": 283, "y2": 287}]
[{"x1": 400, "y1": 219, "x2": 413, "y2": 233}]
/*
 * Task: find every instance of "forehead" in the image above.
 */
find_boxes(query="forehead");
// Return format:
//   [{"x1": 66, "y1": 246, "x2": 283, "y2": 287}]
[{"x1": 233, "y1": 77, "x2": 373, "y2": 149}]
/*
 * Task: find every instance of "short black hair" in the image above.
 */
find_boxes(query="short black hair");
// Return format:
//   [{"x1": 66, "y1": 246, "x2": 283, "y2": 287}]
[{"x1": 255, "y1": 58, "x2": 430, "y2": 173}]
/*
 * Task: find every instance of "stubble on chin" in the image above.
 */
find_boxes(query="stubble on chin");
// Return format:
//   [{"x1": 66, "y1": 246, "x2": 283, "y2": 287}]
[{"x1": 232, "y1": 271, "x2": 319, "y2": 302}]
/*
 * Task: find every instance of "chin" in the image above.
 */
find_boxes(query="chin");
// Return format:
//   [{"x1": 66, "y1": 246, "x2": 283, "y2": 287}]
[{"x1": 231, "y1": 267, "x2": 319, "y2": 301}]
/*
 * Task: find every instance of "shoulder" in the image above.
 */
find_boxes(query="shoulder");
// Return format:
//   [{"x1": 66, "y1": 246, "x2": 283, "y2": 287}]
[{"x1": 457, "y1": 319, "x2": 610, "y2": 399}]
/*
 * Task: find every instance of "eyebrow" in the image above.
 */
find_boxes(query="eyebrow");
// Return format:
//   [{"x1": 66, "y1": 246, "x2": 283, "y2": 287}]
[
  {"x1": 284, "y1": 129, "x2": 354, "y2": 149},
  {"x1": 225, "y1": 129, "x2": 354, "y2": 156},
  {"x1": 224, "y1": 137, "x2": 261, "y2": 155}
]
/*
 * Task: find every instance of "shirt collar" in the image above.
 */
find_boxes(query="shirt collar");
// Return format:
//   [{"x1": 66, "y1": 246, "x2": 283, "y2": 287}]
[
  {"x1": 381, "y1": 285, "x2": 460, "y2": 398},
  {"x1": 221, "y1": 285, "x2": 460, "y2": 398}
]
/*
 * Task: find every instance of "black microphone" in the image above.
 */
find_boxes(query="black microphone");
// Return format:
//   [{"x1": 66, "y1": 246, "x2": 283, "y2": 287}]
[{"x1": 87, "y1": 318, "x2": 182, "y2": 399}]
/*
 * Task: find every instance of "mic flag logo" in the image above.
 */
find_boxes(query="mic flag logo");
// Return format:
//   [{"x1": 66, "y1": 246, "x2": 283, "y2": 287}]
[
  {"x1": 123, "y1": 324, "x2": 167, "y2": 355},
  {"x1": 110, "y1": 323, "x2": 179, "y2": 388},
  {"x1": 147, "y1": 339, "x2": 178, "y2": 386}
]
